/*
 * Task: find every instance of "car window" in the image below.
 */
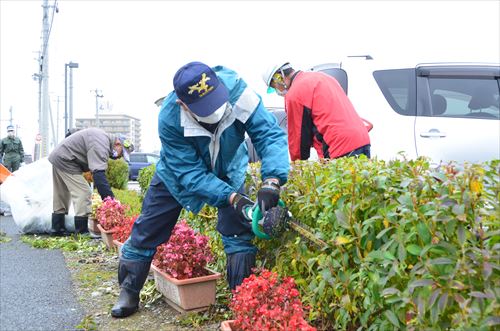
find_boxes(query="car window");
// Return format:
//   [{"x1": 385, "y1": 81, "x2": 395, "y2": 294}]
[
  {"x1": 428, "y1": 77, "x2": 499, "y2": 120},
  {"x1": 130, "y1": 154, "x2": 147, "y2": 162},
  {"x1": 309, "y1": 64, "x2": 348, "y2": 94},
  {"x1": 147, "y1": 155, "x2": 159, "y2": 163},
  {"x1": 317, "y1": 69, "x2": 348, "y2": 94},
  {"x1": 373, "y1": 68, "x2": 416, "y2": 116}
]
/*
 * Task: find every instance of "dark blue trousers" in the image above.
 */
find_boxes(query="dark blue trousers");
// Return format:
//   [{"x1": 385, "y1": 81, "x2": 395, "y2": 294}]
[
  {"x1": 124, "y1": 172, "x2": 257, "y2": 289},
  {"x1": 129, "y1": 172, "x2": 253, "y2": 250}
]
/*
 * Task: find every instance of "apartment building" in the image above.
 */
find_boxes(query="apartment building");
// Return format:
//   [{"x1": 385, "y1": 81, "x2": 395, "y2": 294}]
[{"x1": 75, "y1": 114, "x2": 141, "y2": 151}]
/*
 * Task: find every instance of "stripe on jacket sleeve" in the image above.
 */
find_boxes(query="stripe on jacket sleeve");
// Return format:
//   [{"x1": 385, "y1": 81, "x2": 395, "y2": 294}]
[
  {"x1": 300, "y1": 106, "x2": 313, "y2": 160},
  {"x1": 233, "y1": 87, "x2": 260, "y2": 124}
]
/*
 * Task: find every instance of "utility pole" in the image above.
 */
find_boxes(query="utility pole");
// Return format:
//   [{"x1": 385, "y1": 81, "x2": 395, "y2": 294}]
[
  {"x1": 68, "y1": 63, "x2": 76, "y2": 129},
  {"x1": 93, "y1": 89, "x2": 104, "y2": 128},
  {"x1": 64, "y1": 61, "x2": 79, "y2": 133},
  {"x1": 40, "y1": 0, "x2": 50, "y2": 157},
  {"x1": 55, "y1": 96, "x2": 61, "y2": 143},
  {"x1": 37, "y1": 0, "x2": 58, "y2": 158},
  {"x1": 8, "y1": 106, "x2": 13, "y2": 126}
]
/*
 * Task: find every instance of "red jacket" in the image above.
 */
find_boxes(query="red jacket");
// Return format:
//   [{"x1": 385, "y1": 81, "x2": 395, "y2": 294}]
[{"x1": 285, "y1": 71, "x2": 370, "y2": 160}]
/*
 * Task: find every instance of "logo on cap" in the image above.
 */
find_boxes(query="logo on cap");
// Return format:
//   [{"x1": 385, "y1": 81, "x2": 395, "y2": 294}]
[
  {"x1": 188, "y1": 73, "x2": 214, "y2": 98},
  {"x1": 173, "y1": 61, "x2": 229, "y2": 117}
]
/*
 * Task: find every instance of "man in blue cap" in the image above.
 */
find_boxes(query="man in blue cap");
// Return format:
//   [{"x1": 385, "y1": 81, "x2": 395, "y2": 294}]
[{"x1": 111, "y1": 61, "x2": 290, "y2": 318}]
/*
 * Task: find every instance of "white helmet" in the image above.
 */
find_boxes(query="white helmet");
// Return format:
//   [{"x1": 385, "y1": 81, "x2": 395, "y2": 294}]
[{"x1": 262, "y1": 62, "x2": 291, "y2": 92}]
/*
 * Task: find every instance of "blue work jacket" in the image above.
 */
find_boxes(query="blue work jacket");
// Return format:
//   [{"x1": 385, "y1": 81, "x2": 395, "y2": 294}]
[{"x1": 155, "y1": 65, "x2": 289, "y2": 214}]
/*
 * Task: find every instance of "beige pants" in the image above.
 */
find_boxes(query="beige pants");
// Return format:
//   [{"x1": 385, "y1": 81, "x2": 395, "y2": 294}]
[{"x1": 52, "y1": 167, "x2": 92, "y2": 216}]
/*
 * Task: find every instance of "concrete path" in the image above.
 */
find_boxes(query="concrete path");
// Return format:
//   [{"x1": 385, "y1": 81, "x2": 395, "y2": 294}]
[{"x1": 0, "y1": 215, "x2": 84, "y2": 331}]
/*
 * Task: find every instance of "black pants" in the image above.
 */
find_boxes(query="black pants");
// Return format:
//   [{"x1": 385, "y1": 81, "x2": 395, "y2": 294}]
[{"x1": 338, "y1": 144, "x2": 371, "y2": 159}]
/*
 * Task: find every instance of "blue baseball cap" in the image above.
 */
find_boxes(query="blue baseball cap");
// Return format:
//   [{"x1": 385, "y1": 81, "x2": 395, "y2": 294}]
[{"x1": 173, "y1": 61, "x2": 229, "y2": 117}]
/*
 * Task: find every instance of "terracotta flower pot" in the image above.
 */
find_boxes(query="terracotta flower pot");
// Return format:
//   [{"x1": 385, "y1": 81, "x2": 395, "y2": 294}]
[
  {"x1": 151, "y1": 264, "x2": 222, "y2": 313},
  {"x1": 220, "y1": 320, "x2": 236, "y2": 331},
  {"x1": 88, "y1": 217, "x2": 101, "y2": 235},
  {"x1": 113, "y1": 239, "x2": 123, "y2": 257},
  {"x1": 96, "y1": 223, "x2": 117, "y2": 250}
]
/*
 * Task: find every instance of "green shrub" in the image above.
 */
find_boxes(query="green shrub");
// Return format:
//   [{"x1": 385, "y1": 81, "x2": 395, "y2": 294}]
[
  {"x1": 251, "y1": 157, "x2": 499, "y2": 330},
  {"x1": 106, "y1": 159, "x2": 129, "y2": 190},
  {"x1": 127, "y1": 156, "x2": 500, "y2": 330},
  {"x1": 137, "y1": 163, "x2": 156, "y2": 199},
  {"x1": 113, "y1": 188, "x2": 142, "y2": 216}
]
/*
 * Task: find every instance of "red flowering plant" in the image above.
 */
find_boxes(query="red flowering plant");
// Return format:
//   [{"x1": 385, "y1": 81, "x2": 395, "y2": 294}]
[
  {"x1": 230, "y1": 269, "x2": 316, "y2": 331},
  {"x1": 152, "y1": 219, "x2": 213, "y2": 280},
  {"x1": 96, "y1": 197, "x2": 129, "y2": 231},
  {"x1": 111, "y1": 214, "x2": 138, "y2": 243}
]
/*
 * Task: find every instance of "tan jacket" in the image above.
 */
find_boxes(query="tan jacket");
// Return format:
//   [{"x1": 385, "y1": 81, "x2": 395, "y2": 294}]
[{"x1": 48, "y1": 128, "x2": 114, "y2": 175}]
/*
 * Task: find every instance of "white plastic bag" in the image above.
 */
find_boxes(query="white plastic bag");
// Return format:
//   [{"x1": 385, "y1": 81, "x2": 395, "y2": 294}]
[{"x1": 0, "y1": 158, "x2": 75, "y2": 233}]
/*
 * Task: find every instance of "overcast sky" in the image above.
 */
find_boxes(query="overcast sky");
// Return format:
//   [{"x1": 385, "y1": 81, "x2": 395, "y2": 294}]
[{"x1": 1, "y1": 0, "x2": 499, "y2": 154}]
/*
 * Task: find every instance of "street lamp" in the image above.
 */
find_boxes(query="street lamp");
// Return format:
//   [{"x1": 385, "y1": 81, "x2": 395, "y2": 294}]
[
  {"x1": 93, "y1": 89, "x2": 104, "y2": 128},
  {"x1": 64, "y1": 61, "x2": 79, "y2": 134}
]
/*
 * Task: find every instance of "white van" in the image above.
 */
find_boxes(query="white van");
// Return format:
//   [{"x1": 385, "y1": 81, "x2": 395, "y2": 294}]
[{"x1": 316, "y1": 59, "x2": 500, "y2": 165}]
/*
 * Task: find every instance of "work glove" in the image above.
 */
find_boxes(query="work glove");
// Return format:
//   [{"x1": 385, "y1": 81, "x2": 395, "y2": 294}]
[
  {"x1": 257, "y1": 179, "x2": 280, "y2": 212},
  {"x1": 232, "y1": 193, "x2": 254, "y2": 221}
]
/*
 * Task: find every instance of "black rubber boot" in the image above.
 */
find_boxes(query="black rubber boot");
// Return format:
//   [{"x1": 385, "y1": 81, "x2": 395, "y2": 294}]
[
  {"x1": 74, "y1": 216, "x2": 89, "y2": 234},
  {"x1": 50, "y1": 213, "x2": 67, "y2": 236},
  {"x1": 226, "y1": 251, "x2": 256, "y2": 290},
  {"x1": 111, "y1": 258, "x2": 151, "y2": 318}
]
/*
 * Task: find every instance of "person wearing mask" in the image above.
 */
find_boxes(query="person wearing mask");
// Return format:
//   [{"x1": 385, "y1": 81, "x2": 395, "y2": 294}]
[
  {"x1": 0, "y1": 125, "x2": 25, "y2": 172},
  {"x1": 111, "y1": 61, "x2": 289, "y2": 318},
  {"x1": 262, "y1": 62, "x2": 371, "y2": 161},
  {"x1": 48, "y1": 128, "x2": 134, "y2": 235}
]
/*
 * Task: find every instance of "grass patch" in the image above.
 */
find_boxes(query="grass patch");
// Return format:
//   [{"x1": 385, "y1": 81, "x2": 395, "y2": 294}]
[
  {"x1": 21, "y1": 234, "x2": 103, "y2": 253},
  {"x1": 0, "y1": 231, "x2": 11, "y2": 243},
  {"x1": 75, "y1": 315, "x2": 98, "y2": 331},
  {"x1": 75, "y1": 264, "x2": 115, "y2": 288}
]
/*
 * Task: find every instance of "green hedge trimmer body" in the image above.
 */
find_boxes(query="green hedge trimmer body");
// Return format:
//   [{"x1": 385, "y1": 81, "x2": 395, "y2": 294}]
[{"x1": 246, "y1": 200, "x2": 328, "y2": 249}]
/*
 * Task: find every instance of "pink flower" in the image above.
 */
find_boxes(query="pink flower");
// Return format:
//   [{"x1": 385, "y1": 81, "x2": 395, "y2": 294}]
[
  {"x1": 152, "y1": 220, "x2": 213, "y2": 280},
  {"x1": 97, "y1": 197, "x2": 129, "y2": 231},
  {"x1": 112, "y1": 215, "x2": 137, "y2": 243}
]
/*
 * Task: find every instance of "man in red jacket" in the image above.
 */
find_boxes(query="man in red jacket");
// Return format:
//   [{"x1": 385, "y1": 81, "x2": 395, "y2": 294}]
[{"x1": 262, "y1": 62, "x2": 371, "y2": 161}]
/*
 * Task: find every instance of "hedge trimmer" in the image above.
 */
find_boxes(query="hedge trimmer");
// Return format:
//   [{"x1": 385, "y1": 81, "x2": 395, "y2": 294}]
[{"x1": 245, "y1": 200, "x2": 329, "y2": 249}]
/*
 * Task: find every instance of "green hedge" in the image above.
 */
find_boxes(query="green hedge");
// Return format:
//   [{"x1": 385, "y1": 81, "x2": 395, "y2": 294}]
[
  {"x1": 106, "y1": 158, "x2": 129, "y2": 190},
  {"x1": 252, "y1": 157, "x2": 499, "y2": 330},
  {"x1": 128, "y1": 156, "x2": 500, "y2": 330},
  {"x1": 137, "y1": 163, "x2": 156, "y2": 199},
  {"x1": 113, "y1": 188, "x2": 142, "y2": 217}
]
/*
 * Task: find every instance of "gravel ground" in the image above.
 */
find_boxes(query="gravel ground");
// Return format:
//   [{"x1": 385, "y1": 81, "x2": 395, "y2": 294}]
[{"x1": 63, "y1": 240, "x2": 223, "y2": 331}]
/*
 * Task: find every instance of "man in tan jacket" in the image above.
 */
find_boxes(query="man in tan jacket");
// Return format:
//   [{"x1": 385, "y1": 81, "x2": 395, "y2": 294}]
[{"x1": 48, "y1": 128, "x2": 134, "y2": 235}]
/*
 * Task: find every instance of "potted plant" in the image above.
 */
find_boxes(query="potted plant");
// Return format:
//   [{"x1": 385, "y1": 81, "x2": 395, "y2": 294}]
[
  {"x1": 222, "y1": 269, "x2": 316, "y2": 331},
  {"x1": 112, "y1": 215, "x2": 138, "y2": 256},
  {"x1": 88, "y1": 193, "x2": 102, "y2": 235},
  {"x1": 96, "y1": 197, "x2": 128, "y2": 249},
  {"x1": 151, "y1": 219, "x2": 222, "y2": 312}
]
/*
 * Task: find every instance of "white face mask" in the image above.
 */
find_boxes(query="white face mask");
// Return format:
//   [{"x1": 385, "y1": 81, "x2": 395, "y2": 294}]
[
  {"x1": 193, "y1": 102, "x2": 227, "y2": 124},
  {"x1": 275, "y1": 88, "x2": 288, "y2": 97}
]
